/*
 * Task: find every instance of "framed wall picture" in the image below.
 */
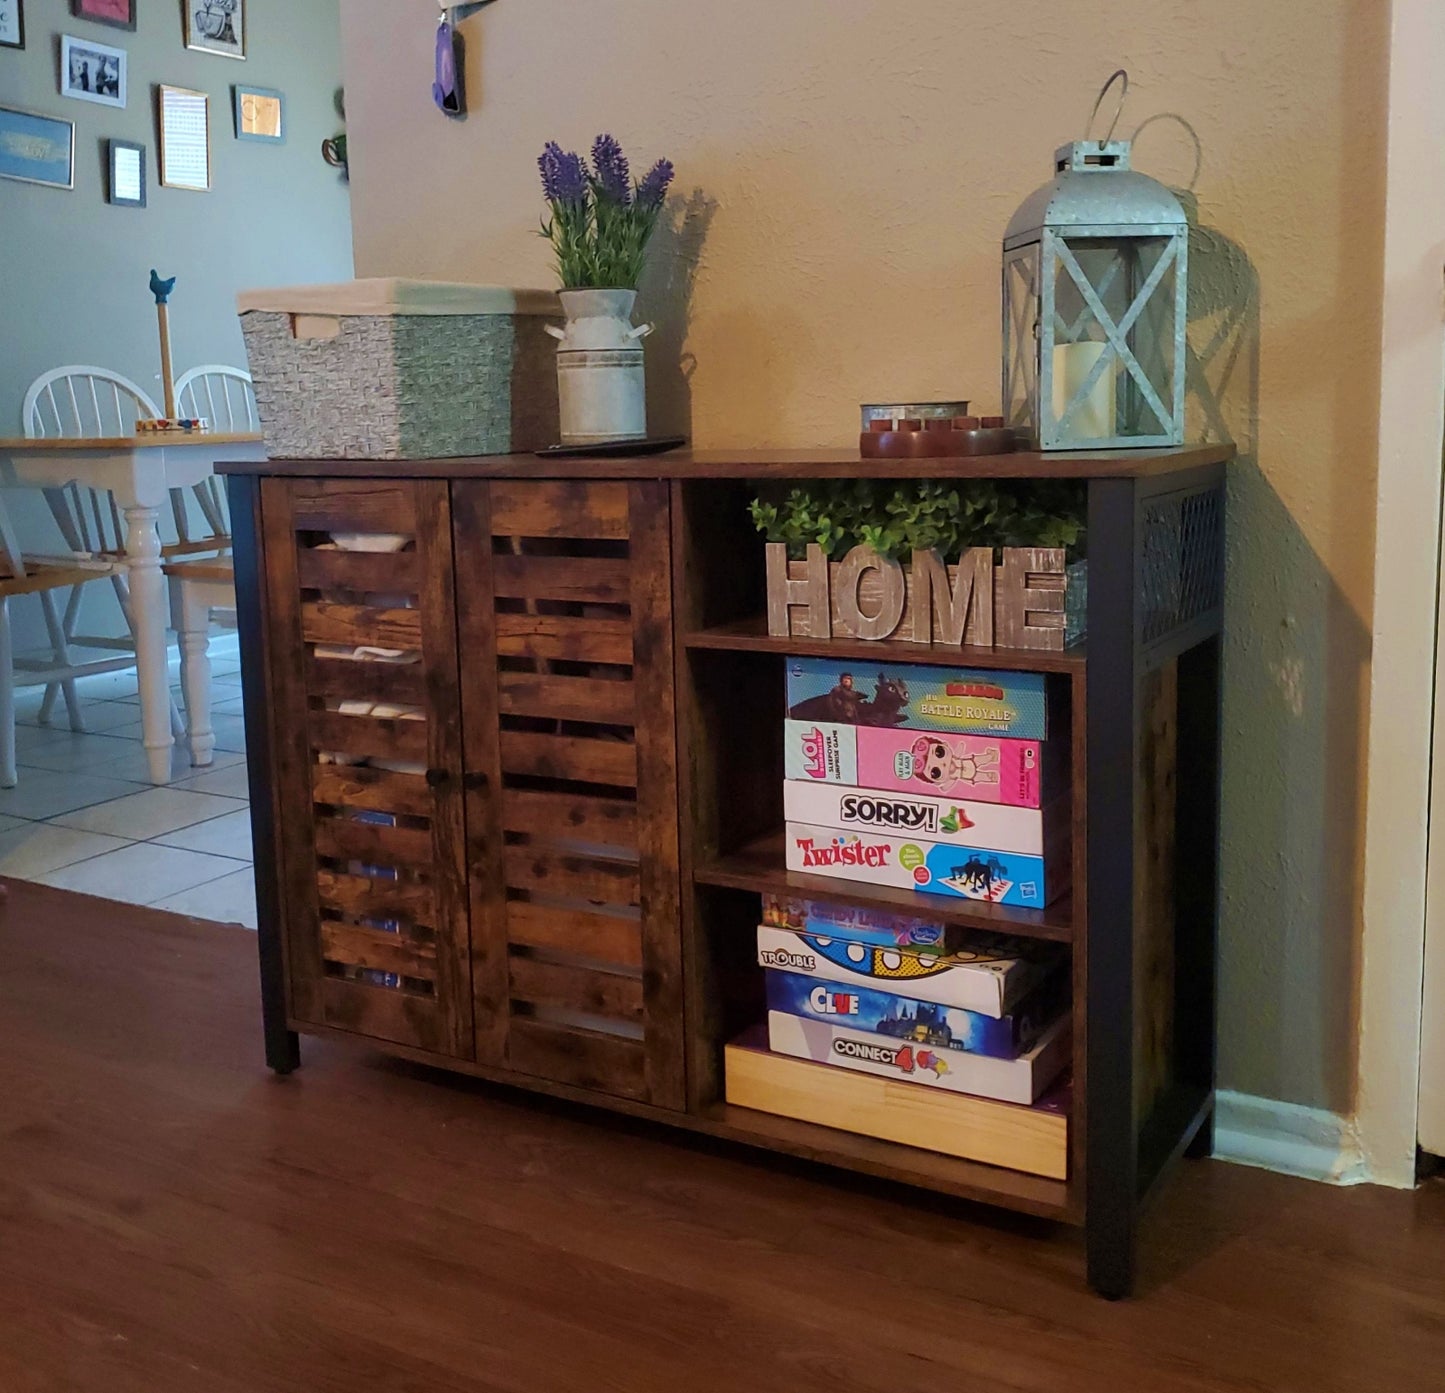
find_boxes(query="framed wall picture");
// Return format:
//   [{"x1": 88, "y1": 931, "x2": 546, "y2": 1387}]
[
  {"x1": 184, "y1": 0, "x2": 245, "y2": 61},
  {"x1": 233, "y1": 84, "x2": 282, "y2": 142},
  {"x1": 0, "y1": 105, "x2": 74, "y2": 189},
  {"x1": 0, "y1": 0, "x2": 24, "y2": 51},
  {"x1": 108, "y1": 137, "x2": 145, "y2": 206},
  {"x1": 157, "y1": 83, "x2": 210, "y2": 191},
  {"x1": 71, "y1": 0, "x2": 135, "y2": 32},
  {"x1": 60, "y1": 33, "x2": 127, "y2": 108}
]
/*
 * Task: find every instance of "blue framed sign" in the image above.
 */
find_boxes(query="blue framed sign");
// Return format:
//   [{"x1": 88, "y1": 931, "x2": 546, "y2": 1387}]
[
  {"x1": 0, "y1": 104, "x2": 75, "y2": 189},
  {"x1": 233, "y1": 84, "x2": 283, "y2": 143}
]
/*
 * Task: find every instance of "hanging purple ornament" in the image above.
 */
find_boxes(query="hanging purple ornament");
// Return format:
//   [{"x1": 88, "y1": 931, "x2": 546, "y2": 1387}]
[{"x1": 433, "y1": 11, "x2": 464, "y2": 116}]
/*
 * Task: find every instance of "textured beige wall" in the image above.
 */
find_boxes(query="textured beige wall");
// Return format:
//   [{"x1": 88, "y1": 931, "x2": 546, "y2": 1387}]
[{"x1": 340, "y1": 0, "x2": 1389, "y2": 1113}]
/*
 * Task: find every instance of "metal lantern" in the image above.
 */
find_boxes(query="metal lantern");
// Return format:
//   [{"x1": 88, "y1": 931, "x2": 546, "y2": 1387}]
[{"x1": 1002, "y1": 72, "x2": 1188, "y2": 451}]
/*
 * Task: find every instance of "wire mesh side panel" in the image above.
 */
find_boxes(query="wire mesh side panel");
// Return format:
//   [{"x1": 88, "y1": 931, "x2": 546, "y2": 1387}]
[{"x1": 1138, "y1": 484, "x2": 1224, "y2": 658}]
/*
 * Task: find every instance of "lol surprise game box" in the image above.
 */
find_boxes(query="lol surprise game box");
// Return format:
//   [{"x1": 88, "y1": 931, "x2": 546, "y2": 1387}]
[
  {"x1": 783, "y1": 719, "x2": 1055, "y2": 809},
  {"x1": 784, "y1": 657, "x2": 1048, "y2": 740},
  {"x1": 760, "y1": 894, "x2": 952, "y2": 952}
]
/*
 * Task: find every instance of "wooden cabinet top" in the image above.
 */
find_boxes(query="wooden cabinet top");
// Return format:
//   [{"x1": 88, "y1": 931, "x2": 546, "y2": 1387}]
[{"x1": 217, "y1": 443, "x2": 1234, "y2": 482}]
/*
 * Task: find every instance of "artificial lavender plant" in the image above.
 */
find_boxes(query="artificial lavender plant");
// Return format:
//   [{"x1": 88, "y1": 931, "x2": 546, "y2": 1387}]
[{"x1": 538, "y1": 135, "x2": 675, "y2": 289}]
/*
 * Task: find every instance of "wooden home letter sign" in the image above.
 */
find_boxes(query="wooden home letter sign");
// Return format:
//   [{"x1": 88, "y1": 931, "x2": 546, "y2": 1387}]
[{"x1": 766, "y1": 542, "x2": 1084, "y2": 652}]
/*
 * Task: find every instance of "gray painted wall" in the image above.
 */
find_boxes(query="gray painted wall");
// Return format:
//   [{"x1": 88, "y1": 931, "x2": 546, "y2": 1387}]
[{"x1": 0, "y1": 0, "x2": 352, "y2": 646}]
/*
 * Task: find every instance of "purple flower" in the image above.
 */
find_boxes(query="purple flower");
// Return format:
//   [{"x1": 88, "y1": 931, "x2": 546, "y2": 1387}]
[
  {"x1": 636, "y1": 158, "x2": 675, "y2": 211},
  {"x1": 591, "y1": 133, "x2": 631, "y2": 205},
  {"x1": 538, "y1": 140, "x2": 588, "y2": 205}
]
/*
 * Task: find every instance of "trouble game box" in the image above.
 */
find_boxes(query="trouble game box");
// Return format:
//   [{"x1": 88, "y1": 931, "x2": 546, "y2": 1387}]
[
  {"x1": 783, "y1": 779, "x2": 1058, "y2": 857},
  {"x1": 785, "y1": 657, "x2": 1048, "y2": 739},
  {"x1": 755, "y1": 923, "x2": 1063, "y2": 1017},
  {"x1": 764, "y1": 969, "x2": 1061, "y2": 1060},
  {"x1": 784, "y1": 821, "x2": 1067, "y2": 907},
  {"x1": 783, "y1": 719, "x2": 1056, "y2": 809},
  {"x1": 765, "y1": 1009, "x2": 1072, "y2": 1105}
]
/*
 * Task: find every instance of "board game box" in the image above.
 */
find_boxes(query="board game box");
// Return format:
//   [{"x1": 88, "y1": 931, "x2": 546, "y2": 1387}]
[
  {"x1": 765, "y1": 1008, "x2": 1072, "y2": 1105},
  {"x1": 783, "y1": 719, "x2": 1054, "y2": 809},
  {"x1": 755, "y1": 922, "x2": 1064, "y2": 1017},
  {"x1": 783, "y1": 779, "x2": 1054, "y2": 856},
  {"x1": 784, "y1": 656, "x2": 1048, "y2": 739},
  {"x1": 785, "y1": 821, "x2": 1067, "y2": 907},
  {"x1": 764, "y1": 969, "x2": 1063, "y2": 1060},
  {"x1": 761, "y1": 894, "x2": 951, "y2": 952}
]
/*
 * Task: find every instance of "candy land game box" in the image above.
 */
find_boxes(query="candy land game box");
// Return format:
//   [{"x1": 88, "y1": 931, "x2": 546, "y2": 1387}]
[
  {"x1": 755, "y1": 922, "x2": 1063, "y2": 1017},
  {"x1": 783, "y1": 719, "x2": 1055, "y2": 809},
  {"x1": 764, "y1": 969, "x2": 1063, "y2": 1060},
  {"x1": 784, "y1": 657, "x2": 1048, "y2": 739}
]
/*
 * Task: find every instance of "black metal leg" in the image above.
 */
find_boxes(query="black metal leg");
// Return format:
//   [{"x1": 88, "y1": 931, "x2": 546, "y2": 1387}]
[
  {"x1": 229, "y1": 473, "x2": 301, "y2": 1078},
  {"x1": 1085, "y1": 478, "x2": 1140, "y2": 1300}
]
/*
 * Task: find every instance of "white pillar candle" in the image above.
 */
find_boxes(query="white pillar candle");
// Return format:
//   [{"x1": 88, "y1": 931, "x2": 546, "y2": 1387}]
[{"x1": 1052, "y1": 342, "x2": 1117, "y2": 441}]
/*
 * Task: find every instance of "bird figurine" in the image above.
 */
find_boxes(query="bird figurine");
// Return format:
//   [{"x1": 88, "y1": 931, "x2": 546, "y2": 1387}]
[{"x1": 149, "y1": 268, "x2": 176, "y2": 305}]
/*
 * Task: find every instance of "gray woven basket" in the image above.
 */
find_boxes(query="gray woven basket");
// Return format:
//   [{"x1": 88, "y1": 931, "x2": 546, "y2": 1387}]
[{"x1": 238, "y1": 282, "x2": 560, "y2": 460}]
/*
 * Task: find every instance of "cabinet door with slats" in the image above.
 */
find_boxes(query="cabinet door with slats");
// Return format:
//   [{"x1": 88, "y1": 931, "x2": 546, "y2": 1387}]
[
  {"x1": 453, "y1": 479, "x2": 685, "y2": 1109},
  {"x1": 260, "y1": 478, "x2": 472, "y2": 1058}
]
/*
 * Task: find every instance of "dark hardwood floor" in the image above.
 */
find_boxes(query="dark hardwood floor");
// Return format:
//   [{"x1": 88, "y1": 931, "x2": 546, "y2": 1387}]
[{"x1": 1, "y1": 878, "x2": 1441, "y2": 1392}]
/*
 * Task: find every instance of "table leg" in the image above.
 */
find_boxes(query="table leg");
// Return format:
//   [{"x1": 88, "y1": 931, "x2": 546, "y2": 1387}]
[{"x1": 122, "y1": 502, "x2": 175, "y2": 784}]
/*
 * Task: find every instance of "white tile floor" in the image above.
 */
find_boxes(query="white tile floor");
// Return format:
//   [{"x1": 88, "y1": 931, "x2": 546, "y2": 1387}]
[{"x1": 1, "y1": 637, "x2": 258, "y2": 929}]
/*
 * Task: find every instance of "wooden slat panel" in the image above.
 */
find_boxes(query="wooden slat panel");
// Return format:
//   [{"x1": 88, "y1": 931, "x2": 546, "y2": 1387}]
[
  {"x1": 628, "y1": 481, "x2": 688, "y2": 1111},
  {"x1": 320, "y1": 921, "x2": 437, "y2": 978},
  {"x1": 505, "y1": 899, "x2": 643, "y2": 969},
  {"x1": 316, "y1": 869, "x2": 435, "y2": 925},
  {"x1": 287, "y1": 479, "x2": 417, "y2": 533},
  {"x1": 507, "y1": 1018, "x2": 648, "y2": 1101},
  {"x1": 493, "y1": 614, "x2": 633, "y2": 665},
  {"x1": 312, "y1": 763, "x2": 432, "y2": 818},
  {"x1": 498, "y1": 672, "x2": 635, "y2": 725},
  {"x1": 313, "y1": 815, "x2": 434, "y2": 870},
  {"x1": 492, "y1": 553, "x2": 632, "y2": 604},
  {"x1": 452, "y1": 482, "x2": 511, "y2": 1067},
  {"x1": 296, "y1": 547, "x2": 421, "y2": 593},
  {"x1": 502, "y1": 788, "x2": 638, "y2": 849},
  {"x1": 490, "y1": 481, "x2": 630, "y2": 541},
  {"x1": 504, "y1": 846, "x2": 641, "y2": 907},
  {"x1": 301, "y1": 601, "x2": 423, "y2": 650},
  {"x1": 309, "y1": 710, "x2": 428, "y2": 763},
  {"x1": 507, "y1": 956, "x2": 644, "y2": 1024},
  {"x1": 306, "y1": 655, "x2": 427, "y2": 707},
  {"x1": 499, "y1": 730, "x2": 637, "y2": 788},
  {"x1": 320, "y1": 977, "x2": 446, "y2": 1055}
]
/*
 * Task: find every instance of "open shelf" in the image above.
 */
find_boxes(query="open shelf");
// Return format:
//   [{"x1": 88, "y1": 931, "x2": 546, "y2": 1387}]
[
  {"x1": 694, "y1": 829, "x2": 1075, "y2": 944},
  {"x1": 684, "y1": 615, "x2": 1087, "y2": 674},
  {"x1": 696, "y1": 1101, "x2": 1075, "y2": 1221}
]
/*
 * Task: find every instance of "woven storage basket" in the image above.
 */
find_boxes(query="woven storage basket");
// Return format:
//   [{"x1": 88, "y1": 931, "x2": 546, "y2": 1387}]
[{"x1": 237, "y1": 280, "x2": 560, "y2": 459}]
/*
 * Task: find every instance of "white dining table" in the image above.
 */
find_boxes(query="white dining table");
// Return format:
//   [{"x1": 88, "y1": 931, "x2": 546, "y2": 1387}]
[{"x1": 0, "y1": 432, "x2": 267, "y2": 785}]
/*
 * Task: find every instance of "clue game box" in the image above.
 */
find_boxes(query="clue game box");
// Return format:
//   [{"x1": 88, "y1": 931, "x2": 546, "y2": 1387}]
[
  {"x1": 755, "y1": 922, "x2": 1064, "y2": 1017},
  {"x1": 785, "y1": 657, "x2": 1048, "y2": 739}
]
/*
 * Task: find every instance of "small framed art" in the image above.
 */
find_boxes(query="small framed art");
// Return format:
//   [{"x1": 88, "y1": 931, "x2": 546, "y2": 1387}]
[
  {"x1": 184, "y1": 0, "x2": 245, "y2": 61},
  {"x1": 233, "y1": 84, "x2": 282, "y2": 142},
  {"x1": 0, "y1": 104, "x2": 74, "y2": 189},
  {"x1": 60, "y1": 33, "x2": 126, "y2": 108},
  {"x1": 108, "y1": 138, "x2": 145, "y2": 206},
  {"x1": 71, "y1": 0, "x2": 135, "y2": 32},
  {"x1": 157, "y1": 83, "x2": 210, "y2": 191},
  {"x1": 0, "y1": 0, "x2": 24, "y2": 51}
]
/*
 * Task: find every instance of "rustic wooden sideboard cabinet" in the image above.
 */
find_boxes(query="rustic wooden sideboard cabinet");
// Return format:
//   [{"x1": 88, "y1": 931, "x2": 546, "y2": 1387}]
[{"x1": 222, "y1": 445, "x2": 1232, "y2": 1299}]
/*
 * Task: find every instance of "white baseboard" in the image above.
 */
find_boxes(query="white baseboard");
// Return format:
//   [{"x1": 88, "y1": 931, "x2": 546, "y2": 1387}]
[{"x1": 1212, "y1": 1089, "x2": 1370, "y2": 1185}]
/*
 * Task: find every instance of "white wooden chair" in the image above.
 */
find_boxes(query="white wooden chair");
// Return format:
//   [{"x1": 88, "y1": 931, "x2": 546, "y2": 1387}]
[
  {"x1": 0, "y1": 494, "x2": 135, "y2": 785},
  {"x1": 164, "y1": 555, "x2": 235, "y2": 767},
  {"x1": 20, "y1": 367, "x2": 184, "y2": 735},
  {"x1": 174, "y1": 365, "x2": 255, "y2": 548}
]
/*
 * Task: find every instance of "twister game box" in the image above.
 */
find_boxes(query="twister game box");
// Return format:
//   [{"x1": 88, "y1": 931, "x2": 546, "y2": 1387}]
[
  {"x1": 765, "y1": 1009, "x2": 1072, "y2": 1105},
  {"x1": 785, "y1": 822, "x2": 1067, "y2": 907},
  {"x1": 783, "y1": 720, "x2": 1049, "y2": 808},
  {"x1": 764, "y1": 970, "x2": 1061, "y2": 1060},
  {"x1": 785, "y1": 657, "x2": 1048, "y2": 739},
  {"x1": 755, "y1": 922, "x2": 1063, "y2": 1017}
]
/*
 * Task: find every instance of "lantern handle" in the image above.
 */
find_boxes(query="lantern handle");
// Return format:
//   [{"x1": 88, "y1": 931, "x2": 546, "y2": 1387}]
[{"x1": 1084, "y1": 68, "x2": 1129, "y2": 147}]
